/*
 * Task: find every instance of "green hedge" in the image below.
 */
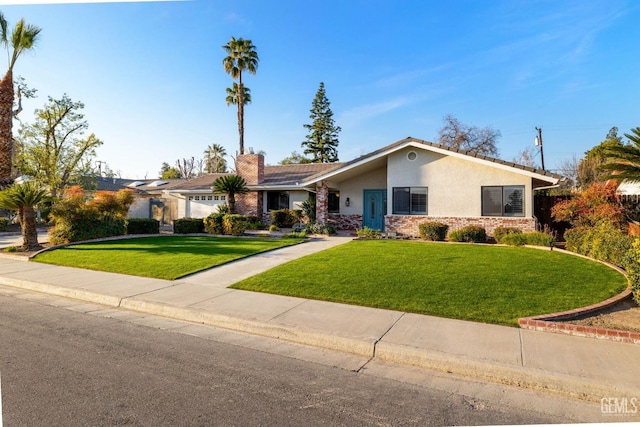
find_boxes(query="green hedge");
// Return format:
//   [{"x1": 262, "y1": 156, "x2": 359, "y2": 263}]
[
  {"x1": 565, "y1": 223, "x2": 633, "y2": 267},
  {"x1": 448, "y1": 225, "x2": 487, "y2": 243},
  {"x1": 624, "y1": 239, "x2": 640, "y2": 303},
  {"x1": 0, "y1": 217, "x2": 8, "y2": 232},
  {"x1": 49, "y1": 218, "x2": 126, "y2": 245},
  {"x1": 173, "y1": 218, "x2": 204, "y2": 234},
  {"x1": 493, "y1": 226, "x2": 522, "y2": 243},
  {"x1": 500, "y1": 231, "x2": 555, "y2": 247},
  {"x1": 418, "y1": 222, "x2": 449, "y2": 241},
  {"x1": 126, "y1": 218, "x2": 160, "y2": 235}
]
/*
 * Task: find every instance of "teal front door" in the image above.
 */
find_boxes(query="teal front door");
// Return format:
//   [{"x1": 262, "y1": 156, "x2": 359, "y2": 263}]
[{"x1": 363, "y1": 189, "x2": 387, "y2": 231}]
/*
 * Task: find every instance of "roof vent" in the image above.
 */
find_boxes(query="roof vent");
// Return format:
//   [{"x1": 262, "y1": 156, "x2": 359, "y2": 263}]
[{"x1": 127, "y1": 181, "x2": 145, "y2": 187}]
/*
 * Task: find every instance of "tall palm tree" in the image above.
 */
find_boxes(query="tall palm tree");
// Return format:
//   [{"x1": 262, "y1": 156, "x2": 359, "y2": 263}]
[
  {"x1": 600, "y1": 127, "x2": 640, "y2": 182},
  {"x1": 222, "y1": 36, "x2": 258, "y2": 156},
  {"x1": 203, "y1": 143, "x2": 228, "y2": 173},
  {"x1": 212, "y1": 175, "x2": 248, "y2": 214},
  {"x1": 0, "y1": 181, "x2": 47, "y2": 250},
  {"x1": 225, "y1": 83, "x2": 251, "y2": 107},
  {"x1": 0, "y1": 13, "x2": 41, "y2": 185}
]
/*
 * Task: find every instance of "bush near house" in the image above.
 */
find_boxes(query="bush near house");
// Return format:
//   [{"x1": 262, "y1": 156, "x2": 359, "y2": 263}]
[
  {"x1": 174, "y1": 218, "x2": 205, "y2": 234},
  {"x1": 270, "y1": 209, "x2": 302, "y2": 228},
  {"x1": 500, "y1": 231, "x2": 555, "y2": 247},
  {"x1": 204, "y1": 212, "x2": 224, "y2": 234},
  {"x1": 356, "y1": 226, "x2": 382, "y2": 239},
  {"x1": 222, "y1": 214, "x2": 248, "y2": 236},
  {"x1": 448, "y1": 225, "x2": 487, "y2": 243},
  {"x1": 126, "y1": 218, "x2": 160, "y2": 235},
  {"x1": 493, "y1": 226, "x2": 522, "y2": 243},
  {"x1": 305, "y1": 221, "x2": 336, "y2": 236},
  {"x1": 245, "y1": 216, "x2": 266, "y2": 230},
  {"x1": 0, "y1": 217, "x2": 8, "y2": 231},
  {"x1": 418, "y1": 221, "x2": 449, "y2": 241}
]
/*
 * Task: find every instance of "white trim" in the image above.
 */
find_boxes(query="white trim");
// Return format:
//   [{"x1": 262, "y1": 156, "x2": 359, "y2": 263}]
[{"x1": 300, "y1": 140, "x2": 559, "y2": 187}]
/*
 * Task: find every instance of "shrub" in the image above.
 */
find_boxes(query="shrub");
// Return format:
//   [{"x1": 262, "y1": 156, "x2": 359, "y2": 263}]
[
  {"x1": 499, "y1": 233, "x2": 528, "y2": 246},
  {"x1": 305, "y1": 221, "x2": 336, "y2": 236},
  {"x1": 126, "y1": 218, "x2": 160, "y2": 235},
  {"x1": 448, "y1": 225, "x2": 487, "y2": 243},
  {"x1": 222, "y1": 214, "x2": 248, "y2": 236},
  {"x1": 245, "y1": 216, "x2": 266, "y2": 230},
  {"x1": 300, "y1": 197, "x2": 316, "y2": 223},
  {"x1": 624, "y1": 239, "x2": 640, "y2": 304},
  {"x1": 48, "y1": 186, "x2": 133, "y2": 243},
  {"x1": 49, "y1": 218, "x2": 126, "y2": 245},
  {"x1": 500, "y1": 231, "x2": 554, "y2": 247},
  {"x1": 269, "y1": 224, "x2": 279, "y2": 232},
  {"x1": 356, "y1": 226, "x2": 382, "y2": 239},
  {"x1": 418, "y1": 222, "x2": 449, "y2": 241},
  {"x1": 270, "y1": 209, "x2": 300, "y2": 228},
  {"x1": 4, "y1": 246, "x2": 17, "y2": 252},
  {"x1": 0, "y1": 217, "x2": 8, "y2": 231},
  {"x1": 493, "y1": 226, "x2": 522, "y2": 243},
  {"x1": 204, "y1": 212, "x2": 225, "y2": 234},
  {"x1": 174, "y1": 218, "x2": 204, "y2": 234},
  {"x1": 565, "y1": 222, "x2": 633, "y2": 267},
  {"x1": 282, "y1": 231, "x2": 308, "y2": 238}
]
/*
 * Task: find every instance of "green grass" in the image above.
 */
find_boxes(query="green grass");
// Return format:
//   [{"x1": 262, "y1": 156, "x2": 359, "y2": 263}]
[
  {"x1": 32, "y1": 236, "x2": 303, "y2": 280},
  {"x1": 231, "y1": 240, "x2": 628, "y2": 326}
]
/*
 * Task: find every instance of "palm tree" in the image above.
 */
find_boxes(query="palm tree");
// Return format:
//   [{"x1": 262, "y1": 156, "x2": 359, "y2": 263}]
[
  {"x1": 212, "y1": 175, "x2": 248, "y2": 214},
  {"x1": 600, "y1": 127, "x2": 640, "y2": 182},
  {"x1": 222, "y1": 36, "x2": 258, "y2": 156},
  {"x1": 0, "y1": 181, "x2": 47, "y2": 250},
  {"x1": 203, "y1": 143, "x2": 228, "y2": 173},
  {"x1": 0, "y1": 13, "x2": 41, "y2": 185}
]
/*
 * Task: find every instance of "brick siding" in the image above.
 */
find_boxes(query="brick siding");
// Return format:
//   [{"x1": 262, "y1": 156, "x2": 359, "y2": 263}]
[
  {"x1": 328, "y1": 213, "x2": 363, "y2": 230},
  {"x1": 385, "y1": 215, "x2": 536, "y2": 238}
]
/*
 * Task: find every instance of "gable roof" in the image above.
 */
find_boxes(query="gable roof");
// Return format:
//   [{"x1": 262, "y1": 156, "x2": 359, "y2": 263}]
[{"x1": 299, "y1": 137, "x2": 563, "y2": 187}]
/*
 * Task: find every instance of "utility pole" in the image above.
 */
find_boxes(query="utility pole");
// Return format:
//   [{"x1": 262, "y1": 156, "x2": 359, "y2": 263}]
[
  {"x1": 534, "y1": 127, "x2": 545, "y2": 170},
  {"x1": 95, "y1": 160, "x2": 105, "y2": 177}
]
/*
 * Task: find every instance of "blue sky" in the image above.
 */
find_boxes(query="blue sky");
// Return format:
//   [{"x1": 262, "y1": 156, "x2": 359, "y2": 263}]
[{"x1": 0, "y1": 0, "x2": 637, "y2": 178}]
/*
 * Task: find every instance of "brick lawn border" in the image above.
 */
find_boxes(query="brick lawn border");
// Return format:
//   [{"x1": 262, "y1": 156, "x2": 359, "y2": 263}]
[{"x1": 518, "y1": 247, "x2": 639, "y2": 344}]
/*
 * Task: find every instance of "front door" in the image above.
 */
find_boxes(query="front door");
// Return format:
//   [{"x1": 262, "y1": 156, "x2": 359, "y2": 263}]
[{"x1": 363, "y1": 189, "x2": 387, "y2": 231}]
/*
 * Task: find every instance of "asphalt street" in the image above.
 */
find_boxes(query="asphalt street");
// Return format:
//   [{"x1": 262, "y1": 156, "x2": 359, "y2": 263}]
[{"x1": 0, "y1": 290, "x2": 597, "y2": 426}]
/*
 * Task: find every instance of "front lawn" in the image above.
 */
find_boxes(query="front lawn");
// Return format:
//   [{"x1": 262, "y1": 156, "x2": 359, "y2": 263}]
[
  {"x1": 32, "y1": 236, "x2": 303, "y2": 280},
  {"x1": 231, "y1": 240, "x2": 627, "y2": 326}
]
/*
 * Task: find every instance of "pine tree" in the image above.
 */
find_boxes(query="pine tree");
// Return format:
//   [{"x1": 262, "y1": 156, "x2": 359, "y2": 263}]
[{"x1": 301, "y1": 82, "x2": 341, "y2": 163}]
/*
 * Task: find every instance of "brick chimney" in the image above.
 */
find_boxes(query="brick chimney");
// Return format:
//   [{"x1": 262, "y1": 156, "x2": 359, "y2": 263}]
[{"x1": 235, "y1": 154, "x2": 264, "y2": 185}]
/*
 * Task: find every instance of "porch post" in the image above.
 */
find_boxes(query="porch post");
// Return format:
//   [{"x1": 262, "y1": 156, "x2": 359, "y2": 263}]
[{"x1": 316, "y1": 180, "x2": 329, "y2": 223}]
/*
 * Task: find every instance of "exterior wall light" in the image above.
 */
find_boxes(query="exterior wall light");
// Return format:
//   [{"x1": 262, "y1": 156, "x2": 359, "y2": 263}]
[{"x1": 345, "y1": 197, "x2": 350, "y2": 207}]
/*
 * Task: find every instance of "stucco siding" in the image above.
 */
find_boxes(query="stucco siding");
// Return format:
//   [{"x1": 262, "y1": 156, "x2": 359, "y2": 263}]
[
  {"x1": 127, "y1": 197, "x2": 150, "y2": 218},
  {"x1": 387, "y1": 148, "x2": 533, "y2": 217},
  {"x1": 332, "y1": 165, "x2": 387, "y2": 216},
  {"x1": 290, "y1": 190, "x2": 310, "y2": 210}
]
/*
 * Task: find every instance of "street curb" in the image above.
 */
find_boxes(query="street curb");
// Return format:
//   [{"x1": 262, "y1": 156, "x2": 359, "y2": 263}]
[
  {"x1": 118, "y1": 298, "x2": 376, "y2": 357},
  {"x1": 1, "y1": 277, "x2": 637, "y2": 402},
  {"x1": 373, "y1": 341, "x2": 638, "y2": 402}
]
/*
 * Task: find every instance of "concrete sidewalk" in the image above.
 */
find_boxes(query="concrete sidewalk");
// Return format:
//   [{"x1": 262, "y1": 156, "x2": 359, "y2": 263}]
[{"x1": 0, "y1": 235, "x2": 638, "y2": 403}]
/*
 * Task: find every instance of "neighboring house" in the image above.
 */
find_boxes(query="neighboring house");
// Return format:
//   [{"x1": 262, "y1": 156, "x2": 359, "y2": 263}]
[{"x1": 101, "y1": 137, "x2": 563, "y2": 237}]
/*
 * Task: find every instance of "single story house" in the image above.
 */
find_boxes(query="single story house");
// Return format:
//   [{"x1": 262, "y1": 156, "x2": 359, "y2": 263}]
[{"x1": 108, "y1": 137, "x2": 563, "y2": 237}]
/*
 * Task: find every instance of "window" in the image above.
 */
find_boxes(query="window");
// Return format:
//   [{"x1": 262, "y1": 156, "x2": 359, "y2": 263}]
[
  {"x1": 267, "y1": 191, "x2": 289, "y2": 210},
  {"x1": 328, "y1": 191, "x2": 340, "y2": 213},
  {"x1": 214, "y1": 195, "x2": 219, "y2": 201},
  {"x1": 194, "y1": 196, "x2": 200, "y2": 201},
  {"x1": 392, "y1": 187, "x2": 427, "y2": 214},
  {"x1": 207, "y1": 195, "x2": 213, "y2": 201},
  {"x1": 481, "y1": 186, "x2": 524, "y2": 217},
  {"x1": 221, "y1": 195, "x2": 226, "y2": 201}
]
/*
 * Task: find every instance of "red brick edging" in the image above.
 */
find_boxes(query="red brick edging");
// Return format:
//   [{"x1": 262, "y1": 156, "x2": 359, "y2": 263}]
[{"x1": 518, "y1": 288, "x2": 640, "y2": 345}]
